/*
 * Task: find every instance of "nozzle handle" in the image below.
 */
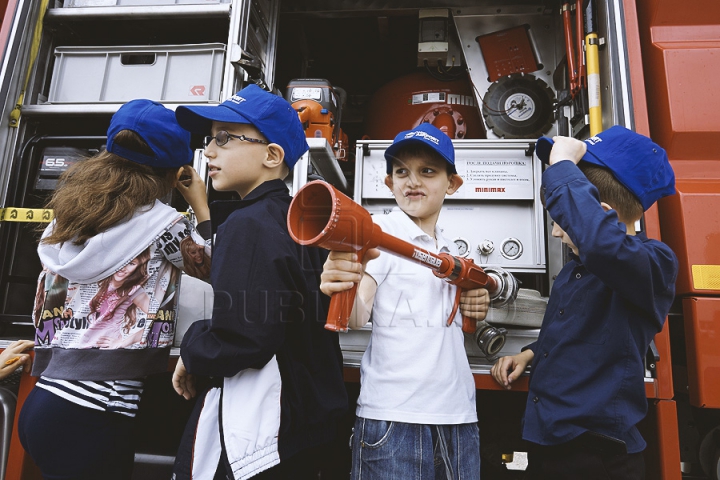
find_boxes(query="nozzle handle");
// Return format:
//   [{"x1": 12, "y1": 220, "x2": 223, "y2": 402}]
[
  {"x1": 324, "y1": 248, "x2": 368, "y2": 333},
  {"x1": 461, "y1": 314, "x2": 476, "y2": 334},
  {"x1": 324, "y1": 284, "x2": 358, "y2": 333}
]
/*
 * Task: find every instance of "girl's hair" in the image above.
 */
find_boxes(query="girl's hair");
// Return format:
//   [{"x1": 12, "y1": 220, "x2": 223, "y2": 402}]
[{"x1": 42, "y1": 130, "x2": 179, "y2": 246}]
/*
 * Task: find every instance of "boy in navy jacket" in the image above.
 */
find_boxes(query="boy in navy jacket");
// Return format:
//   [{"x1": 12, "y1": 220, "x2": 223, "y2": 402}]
[
  {"x1": 492, "y1": 126, "x2": 678, "y2": 480},
  {"x1": 172, "y1": 85, "x2": 347, "y2": 480}
]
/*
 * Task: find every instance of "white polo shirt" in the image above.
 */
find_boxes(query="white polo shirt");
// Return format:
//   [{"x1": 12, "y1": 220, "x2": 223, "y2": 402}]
[{"x1": 358, "y1": 208, "x2": 477, "y2": 425}]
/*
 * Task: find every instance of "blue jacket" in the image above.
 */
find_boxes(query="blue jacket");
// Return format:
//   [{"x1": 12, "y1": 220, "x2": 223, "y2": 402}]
[
  {"x1": 176, "y1": 179, "x2": 347, "y2": 479},
  {"x1": 523, "y1": 161, "x2": 678, "y2": 453}
]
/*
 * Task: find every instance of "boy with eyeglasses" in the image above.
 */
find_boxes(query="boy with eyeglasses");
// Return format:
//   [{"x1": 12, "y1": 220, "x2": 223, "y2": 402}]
[{"x1": 171, "y1": 84, "x2": 347, "y2": 480}]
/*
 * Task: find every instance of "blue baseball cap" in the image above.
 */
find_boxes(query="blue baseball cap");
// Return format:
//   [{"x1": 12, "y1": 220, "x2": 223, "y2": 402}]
[
  {"x1": 384, "y1": 123, "x2": 456, "y2": 174},
  {"x1": 175, "y1": 84, "x2": 309, "y2": 169},
  {"x1": 107, "y1": 99, "x2": 192, "y2": 168},
  {"x1": 534, "y1": 125, "x2": 675, "y2": 211}
]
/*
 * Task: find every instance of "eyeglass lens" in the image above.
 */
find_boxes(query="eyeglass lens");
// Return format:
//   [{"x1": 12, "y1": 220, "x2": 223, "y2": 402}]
[{"x1": 204, "y1": 131, "x2": 230, "y2": 147}]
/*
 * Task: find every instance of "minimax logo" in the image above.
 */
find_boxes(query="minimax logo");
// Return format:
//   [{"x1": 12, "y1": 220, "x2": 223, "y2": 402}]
[
  {"x1": 405, "y1": 131, "x2": 440, "y2": 145},
  {"x1": 229, "y1": 95, "x2": 247, "y2": 104}
]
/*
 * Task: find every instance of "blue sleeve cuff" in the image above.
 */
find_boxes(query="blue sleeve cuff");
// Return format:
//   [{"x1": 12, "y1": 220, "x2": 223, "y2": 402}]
[{"x1": 541, "y1": 161, "x2": 587, "y2": 200}]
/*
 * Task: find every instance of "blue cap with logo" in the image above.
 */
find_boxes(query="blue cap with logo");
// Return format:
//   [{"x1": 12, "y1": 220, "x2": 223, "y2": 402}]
[
  {"x1": 107, "y1": 99, "x2": 193, "y2": 168},
  {"x1": 175, "y1": 84, "x2": 309, "y2": 169},
  {"x1": 384, "y1": 123, "x2": 456, "y2": 174},
  {"x1": 534, "y1": 125, "x2": 675, "y2": 211}
]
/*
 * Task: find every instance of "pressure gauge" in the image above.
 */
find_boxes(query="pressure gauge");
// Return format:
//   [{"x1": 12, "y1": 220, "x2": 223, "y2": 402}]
[
  {"x1": 500, "y1": 238, "x2": 523, "y2": 260},
  {"x1": 454, "y1": 238, "x2": 471, "y2": 257}
]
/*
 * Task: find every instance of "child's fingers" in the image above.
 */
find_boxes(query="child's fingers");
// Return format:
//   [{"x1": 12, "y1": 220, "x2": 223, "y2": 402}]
[
  {"x1": 3, "y1": 356, "x2": 20, "y2": 366},
  {"x1": 320, "y1": 280, "x2": 357, "y2": 296},
  {"x1": 184, "y1": 375, "x2": 196, "y2": 400},
  {"x1": 172, "y1": 373, "x2": 186, "y2": 397},
  {"x1": 490, "y1": 358, "x2": 509, "y2": 387},
  {"x1": 327, "y1": 251, "x2": 358, "y2": 262},
  {"x1": 7, "y1": 339, "x2": 34, "y2": 354},
  {"x1": 507, "y1": 363, "x2": 526, "y2": 388},
  {"x1": 363, "y1": 248, "x2": 381, "y2": 264}
]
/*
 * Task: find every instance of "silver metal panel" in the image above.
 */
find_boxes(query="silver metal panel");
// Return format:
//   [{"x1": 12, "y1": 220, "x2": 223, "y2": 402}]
[
  {"x1": 0, "y1": 0, "x2": 33, "y2": 207},
  {"x1": 452, "y1": 6, "x2": 562, "y2": 139},
  {"x1": 339, "y1": 322, "x2": 542, "y2": 368},
  {"x1": 606, "y1": 0, "x2": 634, "y2": 129},
  {"x1": 226, "y1": 0, "x2": 280, "y2": 95},
  {"x1": 290, "y1": 138, "x2": 348, "y2": 195},
  {"x1": 355, "y1": 139, "x2": 545, "y2": 272},
  {"x1": 0, "y1": 387, "x2": 17, "y2": 480}
]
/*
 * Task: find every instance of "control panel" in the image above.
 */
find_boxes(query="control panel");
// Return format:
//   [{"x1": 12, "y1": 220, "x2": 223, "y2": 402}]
[{"x1": 354, "y1": 139, "x2": 545, "y2": 273}]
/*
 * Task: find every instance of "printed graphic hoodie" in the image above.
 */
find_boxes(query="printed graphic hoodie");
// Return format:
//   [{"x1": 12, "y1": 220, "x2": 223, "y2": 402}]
[{"x1": 31, "y1": 200, "x2": 210, "y2": 415}]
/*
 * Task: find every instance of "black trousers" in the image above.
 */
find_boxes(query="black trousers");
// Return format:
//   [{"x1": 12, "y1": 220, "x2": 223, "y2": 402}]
[
  {"x1": 526, "y1": 433, "x2": 645, "y2": 480},
  {"x1": 18, "y1": 387, "x2": 136, "y2": 480}
]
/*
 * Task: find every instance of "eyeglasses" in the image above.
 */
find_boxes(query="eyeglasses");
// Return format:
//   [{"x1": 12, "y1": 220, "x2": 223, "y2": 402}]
[{"x1": 203, "y1": 131, "x2": 270, "y2": 148}]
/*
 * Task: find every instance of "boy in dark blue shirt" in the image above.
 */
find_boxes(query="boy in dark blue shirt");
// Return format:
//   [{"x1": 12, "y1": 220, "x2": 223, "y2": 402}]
[
  {"x1": 491, "y1": 126, "x2": 678, "y2": 480},
  {"x1": 171, "y1": 85, "x2": 347, "y2": 480}
]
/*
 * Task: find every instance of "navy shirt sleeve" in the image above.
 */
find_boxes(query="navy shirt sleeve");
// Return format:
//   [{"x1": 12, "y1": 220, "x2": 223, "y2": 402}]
[
  {"x1": 180, "y1": 210, "x2": 300, "y2": 377},
  {"x1": 543, "y1": 160, "x2": 678, "y2": 327}
]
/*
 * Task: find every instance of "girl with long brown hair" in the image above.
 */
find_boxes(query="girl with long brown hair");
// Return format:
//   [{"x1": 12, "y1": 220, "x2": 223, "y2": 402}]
[{"x1": 18, "y1": 99, "x2": 211, "y2": 480}]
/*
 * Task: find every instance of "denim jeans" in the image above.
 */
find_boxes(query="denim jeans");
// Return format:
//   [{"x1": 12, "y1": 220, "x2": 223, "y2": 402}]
[{"x1": 350, "y1": 417, "x2": 480, "y2": 480}]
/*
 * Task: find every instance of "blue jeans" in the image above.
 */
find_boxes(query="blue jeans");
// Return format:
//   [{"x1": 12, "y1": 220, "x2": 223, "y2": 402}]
[{"x1": 351, "y1": 417, "x2": 480, "y2": 480}]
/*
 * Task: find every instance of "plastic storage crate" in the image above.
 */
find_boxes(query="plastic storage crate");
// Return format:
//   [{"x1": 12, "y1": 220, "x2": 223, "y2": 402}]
[
  {"x1": 64, "y1": 0, "x2": 229, "y2": 6},
  {"x1": 47, "y1": 44, "x2": 226, "y2": 103}
]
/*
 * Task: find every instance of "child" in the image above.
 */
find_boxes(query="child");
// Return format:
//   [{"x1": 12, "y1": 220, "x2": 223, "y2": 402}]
[
  {"x1": 171, "y1": 84, "x2": 348, "y2": 480},
  {"x1": 320, "y1": 122, "x2": 490, "y2": 479},
  {"x1": 0, "y1": 340, "x2": 34, "y2": 379},
  {"x1": 491, "y1": 126, "x2": 678, "y2": 480},
  {"x1": 18, "y1": 99, "x2": 212, "y2": 480}
]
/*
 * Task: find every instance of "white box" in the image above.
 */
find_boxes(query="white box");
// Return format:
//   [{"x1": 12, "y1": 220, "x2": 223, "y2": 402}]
[{"x1": 48, "y1": 43, "x2": 226, "y2": 103}]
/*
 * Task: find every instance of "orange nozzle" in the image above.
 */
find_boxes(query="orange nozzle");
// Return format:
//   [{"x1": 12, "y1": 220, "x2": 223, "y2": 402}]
[{"x1": 288, "y1": 180, "x2": 501, "y2": 333}]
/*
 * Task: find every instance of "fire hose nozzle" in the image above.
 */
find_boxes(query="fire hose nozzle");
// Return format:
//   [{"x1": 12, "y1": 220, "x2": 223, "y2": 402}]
[
  {"x1": 471, "y1": 266, "x2": 518, "y2": 357},
  {"x1": 474, "y1": 320, "x2": 508, "y2": 358},
  {"x1": 484, "y1": 266, "x2": 519, "y2": 308}
]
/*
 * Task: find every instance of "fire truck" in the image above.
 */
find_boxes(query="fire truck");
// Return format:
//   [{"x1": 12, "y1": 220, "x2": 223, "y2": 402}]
[{"x1": 0, "y1": 0, "x2": 717, "y2": 479}]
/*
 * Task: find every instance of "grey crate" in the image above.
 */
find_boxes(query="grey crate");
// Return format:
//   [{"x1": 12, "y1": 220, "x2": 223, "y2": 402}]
[
  {"x1": 48, "y1": 44, "x2": 226, "y2": 103},
  {"x1": 64, "y1": 0, "x2": 229, "y2": 6}
]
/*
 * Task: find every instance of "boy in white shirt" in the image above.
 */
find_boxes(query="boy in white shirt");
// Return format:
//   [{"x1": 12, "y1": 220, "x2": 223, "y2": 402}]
[{"x1": 321, "y1": 123, "x2": 489, "y2": 479}]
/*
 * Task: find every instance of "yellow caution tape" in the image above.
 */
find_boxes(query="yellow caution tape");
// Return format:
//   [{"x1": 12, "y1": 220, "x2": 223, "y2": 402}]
[
  {"x1": 0, "y1": 208, "x2": 54, "y2": 223},
  {"x1": 0, "y1": 208, "x2": 190, "y2": 223},
  {"x1": 692, "y1": 265, "x2": 720, "y2": 290}
]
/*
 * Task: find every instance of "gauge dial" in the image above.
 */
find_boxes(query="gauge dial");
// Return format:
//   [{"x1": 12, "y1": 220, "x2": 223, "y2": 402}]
[
  {"x1": 500, "y1": 238, "x2": 523, "y2": 260},
  {"x1": 454, "y1": 238, "x2": 470, "y2": 257}
]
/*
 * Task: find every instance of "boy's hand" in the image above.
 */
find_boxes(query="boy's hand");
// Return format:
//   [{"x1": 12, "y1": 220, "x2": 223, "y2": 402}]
[
  {"x1": 176, "y1": 165, "x2": 210, "y2": 223},
  {"x1": 459, "y1": 287, "x2": 489, "y2": 320},
  {"x1": 491, "y1": 350, "x2": 534, "y2": 390},
  {"x1": 0, "y1": 339, "x2": 34, "y2": 379},
  {"x1": 172, "y1": 357, "x2": 196, "y2": 400},
  {"x1": 320, "y1": 249, "x2": 380, "y2": 296},
  {"x1": 548, "y1": 136, "x2": 587, "y2": 166}
]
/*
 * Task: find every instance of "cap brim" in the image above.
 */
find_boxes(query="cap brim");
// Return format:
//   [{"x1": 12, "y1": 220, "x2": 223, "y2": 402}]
[
  {"x1": 175, "y1": 104, "x2": 253, "y2": 134},
  {"x1": 384, "y1": 138, "x2": 455, "y2": 174},
  {"x1": 534, "y1": 136, "x2": 554, "y2": 163},
  {"x1": 534, "y1": 136, "x2": 605, "y2": 168}
]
